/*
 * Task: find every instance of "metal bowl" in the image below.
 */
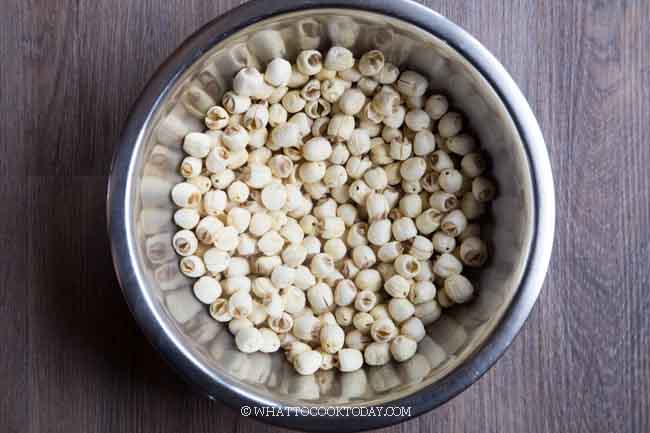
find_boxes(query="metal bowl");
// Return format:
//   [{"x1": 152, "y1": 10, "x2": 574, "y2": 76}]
[{"x1": 107, "y1": 0, "x2": 555, "y2": 430}]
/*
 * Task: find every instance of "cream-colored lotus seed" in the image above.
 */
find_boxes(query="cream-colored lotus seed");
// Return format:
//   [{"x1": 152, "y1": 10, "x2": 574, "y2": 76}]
[
  {"x1": 192, "y1": 276, "x2": 222, "y2": 304},
  {"x1": 338, "y1": 88, "x2": 366, "y2": 116},
  {"x1": 336, "y1": 203, "x2": 358, "y2": 227},
  {"x1": 432, "y1": 232, "x2": 456, "y2": 254},
  {"x1": 296, "y1": 50, "x2": 323, "y2": 75},
  {"x1": 258, "y1": 230, "x2": 285, "y2": 256},
  {"x1": 370, "y1": 317, "x2": 398, "y2": 343},
  {"x1": 172, "y1": 230, "x2": 198, "y2": 257},
  {"x1": 327, "y1": 114, "x2": 355, "y2": 141},
  {"x1": 438, "y1": 111, "x2": 463, "y2": 137},
  {"x1": 252, "y1": 277, "x2": 276, "y2": 299},
  {"x1": 205, "y1": 106, "x2": 230, "y2": 130},
  {"x1": 281, "y1": 90, "x2": 306, "y2": 114},
  {"x1": 222, "y1": 91, "x2": 251, "y2": 114},
  {"x1": 310, "y1": 253, "x2": 336, "y2": 279},
  {"x1": 210, "y1": 298, "x2": 232, "y2": 322},
  {"x1": 182, "y1": 132, "x2": 211, "y2": 158},
  {"x1": 428, "y1": 149, "x2": 453, "y2": 173},
  {"x1": 388, "y1": 137, "x2": 412, "y2": 161},
  {"x1": 384, "y1": 274, "x2": 410, "y2": 299},
  {"x1": 307, "y1": 283, "x2": 334, "y2": 314},
  {"x1": 388, "y1": 298, "x2": 415, "y2": 324},
  {"x1": 433, "y1": 253, "x2": 463, "y2": 278},
  {"x1": 303, "y1": 181, "x2": 328, "y2": 200},
  {"x1": 354, "y1": 269, "x2": 382, "y2": 292},
  {"x1": 345, "y1": 130, "x2": 371, "y2": 158},
  {"x1": 324, "y1": 46, "x2": 354, "y2": 71},
  {"x1": 281, "y1": 286, "x2": 307, "y2": 314},
  {"x1": 249, "y1": 302, "x2": 269, "y2": 326},
  {"x1": 444, "y1": 274, "x2": 474, "y2": 303},
  {"x1": 271, "y1": 121, "x2": 301, "y2": 148},
  {"x1": 408, "y1": 236, "x2": 434, "y2": 261},
  {"x1": 262, "y1": 291, "x2": 285, "y2": 318},
  {"x1": 345, "y1": 156, "x2": 372, "y2": 180},
  {"x1": 350, "y1": 312, "x2": 373, "y2": 334},
  {"x1": 302, "y1": 235, "x2": 322, "y2": 257},
  {"x1": 404, "y1": 108, "x2": 431, "y2": 131},
  {"x1": 408, "y1": 280, "x2": 436, "y2": 305},
  {"x1": 318, "y1": 216, "x2": 346, "y2": 239},
  {"x1": 280, "y1": 221, "x2": 305, "y2": 246},
  {"x1": 174, "y1": 208, "x2": 200, "y2": 230},
  {"x1": 441, "y1": 209, "x2": 468, "y2": 237},
  {"x1": 313, "y1": 198, "x2": 338, "y2": 219},
  {"x1": 424, "y1": 94, "x2": 448, "y2": 120},
  {"x1": 429, "y1": 191, "x2": 458, "y2": 213},
  {"x1": 201, "y1": 247, "x2": 229, "y2": 273},
  {"x1": 355, "y1": 290, "x2": 378, "y2": 313},
  {"x1": 258, "y1": 328, "x2": 281, "y2": 353},
  {"x1": 348, "y1": 179, "x2": 372, "y2": 205},
  {"x1": 228, "y1": 289, "x2": 253, "y2": 319},
  {"x1": 294, "y1": 265, "x2": 316, "y2": 290},
  {"x1": 320, "y1": 78, "x2": 346, "y2": 103},
  {"x1": 459, "y1": 236, "x2": 488, "y2": 267},
  {"x1": 320, "y1": 324, "x2": 345, "y2": 354},
  {"x1": 268, "y1": 85, "x2": 289, "y2": 104},
  {"x1": 222, "y1": 276, "x2": 251, "y2": 295},
  {"x1": 180, "y1": 156, "x2": 202, "y2": 179},
  {"x1": 254, "y1": 255, "x2": 282, "y2": 276},
  {"x1": 337, "y1": 348, "x2": 363, "y2": 372},
  {"x1": 235, "y1": 326, "x2": 262, "y2": 353},
  {"x1": 228, "y1": 317, "x2": 253, "y2": 335},
  {"x1": 390, "y1": 335, "x2": 417, "y2": 362},
  {"x1": 461, "y1": 152, "x2": 486, "y2": 178},
  {"x1": 268, "y1": 312, "x2": 294, "y2": 334},
  {"x1": 394, "y1": 254, "x2": 421, "y2": 279},
  {"x1": 299, "y1": 79, "x2": 321, "y2": 102},
  {"x1": 225, "y1": 256, "x2": 250, "y2": 278},
  {"x1": 263, "y1": 58, "x2": 291, "y2": 87},
  {"x1": 377, "y1": 241, "x2": 404, "y2": 263},
  {"x1": 367, "y1": 219, "x2": 392, "y2": 246},
  {"x1": 438, "y1": 168, "x2": 463, "y2": 194},
  {"x1": 311, "y1": 116, "x2": 330, "y2": 137},
  {"x1": 271, "y1": 265, "x2": 296, "y2": 290},
  {"x1": 304, "y1": 98, "x2": 331, "y2": 119},
  {"x1": 391, "y1": 217, "x2": 417, "y2": 241},
  {"x1": 334, "y1": 279, "x2": 358, "y2": 307},
  {"x1": 293, "y1": 350, "x2": 322, "y2": 375},
  {"x1": 293, "y1": 313, "x2": 321, "y2": 342},
  {"x1": 321, "y1": 164, "x2": 347, "y2": 189},
  {"x1": 195, "y1": 216, "x2": 222, "y2": 245},
  {"x1": 351, "y1": 245, "x2": 376, "y2": 269},
  {"x1": 396, "y1": 70, "x2": 428, "y2": 97},
  {"x1": 285, "y1": 340, "x2": 311, "y2": 362},
  {"x1": 298, "y1": 161, "x2": 326, "y2": 183},
  {"x1": 323, "y1": 238, "x2": 347, "y2": 262},
  {"x1": 345, "y1": 330, "x2": 372, "y2": 351},
  {"x1": 288, "y1": 67, "x2": 309, "y2": 88},
  {"x1": 171, "y1": 182, "x2": 201, "y2": 209},
  {"x1": 268, "y1": 103, "x2": 288, "y2": 128},
  {"x1": 334, "y1": 306, "x2": 355, "y2": 327},
  {"x1": 397, "y1": 193, "x2": 422, "y2": 218}
]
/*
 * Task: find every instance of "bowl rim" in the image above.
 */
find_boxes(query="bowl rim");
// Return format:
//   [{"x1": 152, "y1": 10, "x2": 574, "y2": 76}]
[{"x1": 107, "y1": 0, "x2": 555, "y2": 431}]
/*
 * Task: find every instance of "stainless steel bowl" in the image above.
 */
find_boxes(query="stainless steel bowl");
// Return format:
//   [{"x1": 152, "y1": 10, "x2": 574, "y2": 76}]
[{"x1": 107, "y1": 0, "x2": 555, "y2": 430}]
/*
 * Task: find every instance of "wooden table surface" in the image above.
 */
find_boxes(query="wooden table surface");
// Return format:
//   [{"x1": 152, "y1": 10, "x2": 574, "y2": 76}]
[{"x1": 2, "y1": 0, "x2": 649, "y2": 432}]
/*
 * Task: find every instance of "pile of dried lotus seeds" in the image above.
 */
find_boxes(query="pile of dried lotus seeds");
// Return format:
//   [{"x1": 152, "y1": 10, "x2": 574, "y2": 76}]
[{"x1": 170, "y1": 46, "x2": 495, "y2": 375}]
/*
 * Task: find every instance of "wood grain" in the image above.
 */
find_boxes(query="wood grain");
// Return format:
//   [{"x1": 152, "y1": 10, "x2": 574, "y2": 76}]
[{"x1": 2, "y1": 0, "x2": 649, "y2": 432}]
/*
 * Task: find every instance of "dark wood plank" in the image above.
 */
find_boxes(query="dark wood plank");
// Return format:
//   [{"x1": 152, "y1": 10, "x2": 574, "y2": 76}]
[{"x1": 2, "y1": 0, "x2": 649, "y2": 432}]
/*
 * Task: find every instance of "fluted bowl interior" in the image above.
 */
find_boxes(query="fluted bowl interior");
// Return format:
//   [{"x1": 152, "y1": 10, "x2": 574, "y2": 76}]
[{"x1": 114, "y1": 5, "x2": 544, "y2": 425}]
